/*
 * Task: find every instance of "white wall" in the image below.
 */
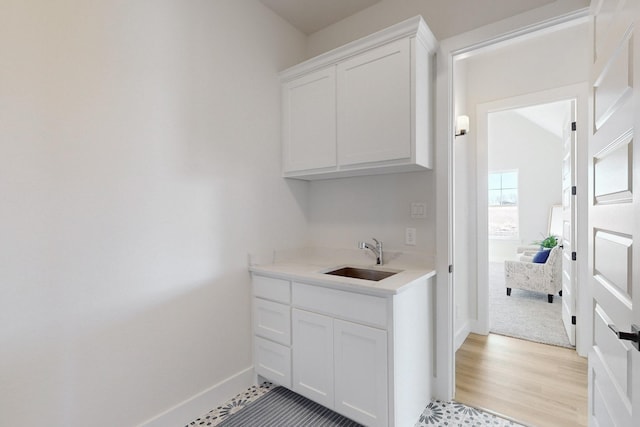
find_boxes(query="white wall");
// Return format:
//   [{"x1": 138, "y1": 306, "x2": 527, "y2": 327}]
[
  {"x1": 487, "y1": 111, "x2": 563, "y2": 261},
  {"x1": 0, "y1": 1, "x2": 308, "y2": 426},
  {"x1": 308, "y1": 172, "x2": 435, "y2": 256}
]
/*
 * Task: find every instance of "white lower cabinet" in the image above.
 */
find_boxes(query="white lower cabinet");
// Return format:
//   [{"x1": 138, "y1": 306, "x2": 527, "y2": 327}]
[
  {"x1": 291, "y1": 307, "x2": 388, "y2": 427},
  {"x1": 333, "y1": 319, "x2": 388, "y2": 427},
  {"x1": 291, "y1": 309, "x2": 334, "y2": 408},
  {"x1": 252, "y1": 273, "x2": 433, "y2": 427}
]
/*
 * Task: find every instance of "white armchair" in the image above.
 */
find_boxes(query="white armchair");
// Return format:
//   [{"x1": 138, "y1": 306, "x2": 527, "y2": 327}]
[{"x1": 504, "y1": 245, "x2": 562, "y2": 303}]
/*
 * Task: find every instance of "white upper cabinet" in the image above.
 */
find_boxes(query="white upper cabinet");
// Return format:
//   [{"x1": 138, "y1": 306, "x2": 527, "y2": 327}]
[
  {"x1": 282, "y1": 66, "x2": 337, "y2": 172},
  {"x1": 338, "y1": 39, "x2": 411, "y2": 166},
  {"x1": 280, "y1": 16, "x2": 437, "y2": 180}
]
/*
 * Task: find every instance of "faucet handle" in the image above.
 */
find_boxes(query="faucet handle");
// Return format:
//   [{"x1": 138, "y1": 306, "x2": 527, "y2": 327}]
[{"x1": 372, "y1": 238, "x2": 382, "y2": 247}]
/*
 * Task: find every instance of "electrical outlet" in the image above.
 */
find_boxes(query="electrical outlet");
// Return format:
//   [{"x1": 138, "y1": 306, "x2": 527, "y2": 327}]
[
  {"x1": 405, "y1": 227, "x2": 417, "y2": 246},
  {"x1": 411, "y1": 202, "x2": 427, "y2": 219}
]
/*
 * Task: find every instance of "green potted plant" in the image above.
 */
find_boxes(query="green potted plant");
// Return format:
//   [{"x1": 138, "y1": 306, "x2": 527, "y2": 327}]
[{"x1": 533, "y1": 235, "x2": 559, "y2": 249}]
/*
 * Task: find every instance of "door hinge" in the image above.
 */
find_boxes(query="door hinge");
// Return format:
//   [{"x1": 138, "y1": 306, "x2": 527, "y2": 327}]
[
  {"x1": 572, "y1": 251, "x2": 577, "y2": 261},
  {"x1": 571, "y1": 121, "x2": 577, "y2": 131},
  {"x1": 572, "y1": 316, "x2": 577, "y2": 325},
  {"x1": 448, "y1": 264, "x2": 453, "y2": 274},
  {"x1": 571, "y1": 186, "x2": 577, "y2": 195}
]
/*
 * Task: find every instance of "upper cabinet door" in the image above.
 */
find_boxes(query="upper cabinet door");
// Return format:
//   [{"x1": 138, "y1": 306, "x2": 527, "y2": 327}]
[
  {"x1": 337, "y1": 38, "x2": 411, "y2": 166},
  {"x1": 282, "y1": 66, "x2": 337, "y2": 173}
]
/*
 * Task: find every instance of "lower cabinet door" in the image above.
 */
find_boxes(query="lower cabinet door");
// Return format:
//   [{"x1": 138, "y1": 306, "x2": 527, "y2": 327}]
[
  {"x1": 334, "y1": 319, "x2": 388, "y2": 427},
  {"x1": 292, "y1": 309, "x2": 334, "y2": 408}
]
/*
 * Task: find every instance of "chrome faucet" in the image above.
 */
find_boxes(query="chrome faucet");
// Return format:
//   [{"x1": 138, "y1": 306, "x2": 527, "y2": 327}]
[{"x1": 359, "y1": 238, "x2": 383, "y2": 265}]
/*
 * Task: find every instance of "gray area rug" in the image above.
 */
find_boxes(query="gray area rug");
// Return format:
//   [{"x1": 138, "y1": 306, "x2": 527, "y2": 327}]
[
  {"x1": 217, "y1": 386, "x2": 363, "y2": 426},
  {"x1": 490, "y1": 262, "x2": 573, "y2": 348}
]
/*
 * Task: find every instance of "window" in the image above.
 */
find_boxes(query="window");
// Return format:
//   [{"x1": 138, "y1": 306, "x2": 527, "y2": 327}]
[{"x1": 488, "y1": 171, "x2": 519, "y2": 238}]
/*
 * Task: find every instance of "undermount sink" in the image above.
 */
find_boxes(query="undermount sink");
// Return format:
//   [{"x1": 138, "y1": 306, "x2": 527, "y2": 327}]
[{"x1": 324, "y1": 266, "x2": 399, "y2": 281}]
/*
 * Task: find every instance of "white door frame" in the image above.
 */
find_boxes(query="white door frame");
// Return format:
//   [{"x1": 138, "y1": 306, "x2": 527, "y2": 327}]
[
  {"x1": 474, "y1": 85, "x2": 590, "y2": 358},
  {"x1": 434, "y1": 2, "x2": 589, "y2": 400}
]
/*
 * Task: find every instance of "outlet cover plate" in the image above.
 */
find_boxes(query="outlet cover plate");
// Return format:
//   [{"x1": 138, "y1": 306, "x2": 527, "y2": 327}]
[
  {"x1": 405, "y1": 227, "x2": 417, "y2": 246},
  {"x1": 411, "y1": 202, "x2": 427, "y2": 219}
]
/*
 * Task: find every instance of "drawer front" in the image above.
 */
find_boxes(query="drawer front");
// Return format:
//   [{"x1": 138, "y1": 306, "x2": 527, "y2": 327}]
[
  {"x1": 253, "y1": 275, "x2": 290, "y2": 303},
  {"x1": 292, "y1": 282, "x2": 387, "y2": 328},
  {"x1": 254, "y1": 336, "x2": 291, "y2": 388},
  {"x1": 254, "y1": 298, "x2": 291, "y2": 345}
]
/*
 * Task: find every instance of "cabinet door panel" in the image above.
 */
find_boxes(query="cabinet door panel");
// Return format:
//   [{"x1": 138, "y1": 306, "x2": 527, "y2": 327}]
[
  {"x1": 338, "y1": 38, "x2": 411, "y2": 166},
  {"x1": 292, "y1": 309, "x2": 334, "y2": 408},
  {"x1": 334, "y1": 320, "x2": 388, "y2": 427},
  {"x1": 283, "y1": 67, "x2": 337, "y2": 172}
]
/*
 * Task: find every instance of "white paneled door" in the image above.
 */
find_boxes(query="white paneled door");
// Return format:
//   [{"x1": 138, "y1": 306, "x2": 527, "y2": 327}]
[
  {"x1": 561, "y1": 101, "x2": 577, "y2": 346},
  {"x1": 291, "y1": 309, "x2": 334, "y2": 409},
  {"x1": 337, "y1": 38, "x2": 411, "y2": 166},
  {"x1": 282, "y1": 66, "x2": 337, "y2": 173},
  {"x1": 588, "y1": 0, "x2": 640, "y2": 426}
]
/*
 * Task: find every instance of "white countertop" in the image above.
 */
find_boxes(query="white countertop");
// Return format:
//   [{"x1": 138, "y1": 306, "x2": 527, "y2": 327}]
[{"x1": 248, "y1": 247, "x2": 436, "y2": 296}]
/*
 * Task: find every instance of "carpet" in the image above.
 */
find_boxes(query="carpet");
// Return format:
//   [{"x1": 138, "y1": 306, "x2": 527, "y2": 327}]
[
  {"x1": 216, "y1": 386, "x2": 363, "y2": 427},
  {"x1": 489, "y1": 262, "x2": 573, "y2": 348}
]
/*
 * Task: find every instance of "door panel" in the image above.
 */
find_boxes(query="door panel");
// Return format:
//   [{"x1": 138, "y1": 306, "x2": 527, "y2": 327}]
[
  {"x1": 589, "y1": 1, "x2": 640, "y2": 426},
  {"x1": 562, "y1": 102, "x2": 577, "y2": 345},
  {"x1": 334, "y1": 319, "x2": 388, "y2": 427},
  {"x1": 337, "y1": 38, "x2": 411, "y2": 166},
  {"x1": 292, "y1": 309, "x2": 334, "y2": 408},
  {"x1": 594, "y1": 134, "x2": 633, "y2": 201},
  {"x1": 282, "y1": 66, "x2": 337, "y2": 172},
  {"x1": 594, "y1": 231, "x2": 632, "y2": 296}
]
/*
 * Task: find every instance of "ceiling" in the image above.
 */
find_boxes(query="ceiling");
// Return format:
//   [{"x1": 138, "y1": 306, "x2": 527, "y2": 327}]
[
  {"x1": 259, "y1": 0, "x2": 568, "y2": 38},
  {"x1": 260, "y1": 0, "x2": 383, "y2": 35},
  {"x1": 513, "y1": 100, "x2": 572, "y2": 138}
]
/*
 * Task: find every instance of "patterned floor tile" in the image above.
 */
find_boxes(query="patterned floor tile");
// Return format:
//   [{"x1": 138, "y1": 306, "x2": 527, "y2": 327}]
[
  {"x1": 185, "y1": 382, "x2": 274, "y2": 427},
  {"x1": 415, "y1": 400, "x2": 526, "y2": 427}
]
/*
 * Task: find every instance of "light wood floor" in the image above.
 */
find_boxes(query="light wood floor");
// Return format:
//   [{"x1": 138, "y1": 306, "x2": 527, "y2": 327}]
[{"x1": 455, "y1": 333, "x2": 588, "y2": 427}]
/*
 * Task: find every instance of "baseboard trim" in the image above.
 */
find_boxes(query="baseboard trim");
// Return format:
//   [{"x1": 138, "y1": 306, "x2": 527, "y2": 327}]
[
  {"x1": 469, "y1": 316, "x2": 490, "y2": 336},
  {"x1": 455, "y1": 320, "x2": 470, "y2": 351},
  {"x1": 138, "y1": 367, "x2": 254, "y2": 427}
]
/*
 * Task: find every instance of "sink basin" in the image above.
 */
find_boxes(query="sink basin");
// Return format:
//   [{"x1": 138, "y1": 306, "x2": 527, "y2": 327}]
[{"x1": 324, "y1": 266, "x2": 398, "y2": 281}]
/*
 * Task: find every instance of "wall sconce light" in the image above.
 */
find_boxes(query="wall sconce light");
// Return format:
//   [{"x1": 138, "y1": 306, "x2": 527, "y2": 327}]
[{"x1": 455, "y1": 115, "x2": 469, "y2": 137}]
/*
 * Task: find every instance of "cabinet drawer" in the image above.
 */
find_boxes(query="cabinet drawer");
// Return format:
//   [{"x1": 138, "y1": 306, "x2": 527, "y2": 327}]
[
  {"x1": 253, "y1": 275, "x2": 290, "y2": 303},
  {"x1": 292, "y1": 283, "x2": 387, "y2": 328},
  {"x1": 254, "y1": 298, "x2": 291, "y2": 345},
  {"x1": 255, "y1": 336, "x2": 291, "y2": 388}
]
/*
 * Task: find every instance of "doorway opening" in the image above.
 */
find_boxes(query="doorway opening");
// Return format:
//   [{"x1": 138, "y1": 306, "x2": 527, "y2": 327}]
[
  {"x1": 454, "y1": 89, "x2": 588, "y2": 425},
  {"x1": 446, "y1": 15, "x2": 591, "y2": 426},
  {"x1": 486, "y1": 100, "x2": 575, "y2": 349}
]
